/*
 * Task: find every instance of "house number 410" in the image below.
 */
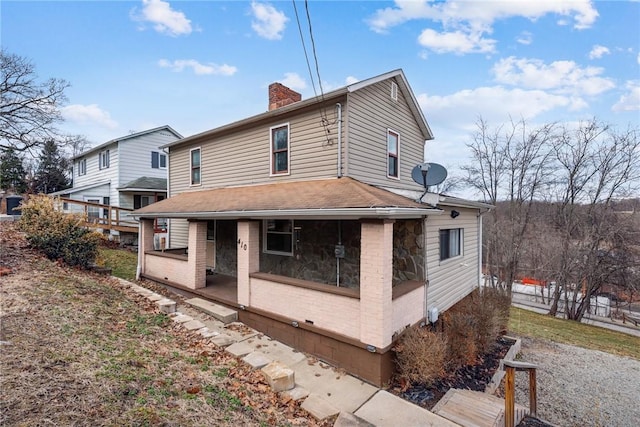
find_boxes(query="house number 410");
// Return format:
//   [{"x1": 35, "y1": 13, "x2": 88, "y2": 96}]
[{"x1": 237, "y1": 239, "x2": 247, "y2": 251}]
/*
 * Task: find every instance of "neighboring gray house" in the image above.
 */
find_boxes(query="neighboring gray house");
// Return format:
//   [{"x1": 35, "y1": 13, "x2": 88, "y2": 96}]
[
  {"x1": 50, "y1": 125, "x2": 182, "y2": 240},
  {"x1": 134, "y1": 70, "x2": 491, "y2": 385}
]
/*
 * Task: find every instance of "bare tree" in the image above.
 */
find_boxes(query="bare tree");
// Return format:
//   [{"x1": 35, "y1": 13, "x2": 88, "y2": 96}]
[
  {"x1": 1, "y1": 50, "x2": 69, "y2": 153},
  {"x1": 462, "y1": 117, "x2": 555, "y2": 294},
  {"x1": 547, "y1": 119, "x2": 640, "y2": 320}
]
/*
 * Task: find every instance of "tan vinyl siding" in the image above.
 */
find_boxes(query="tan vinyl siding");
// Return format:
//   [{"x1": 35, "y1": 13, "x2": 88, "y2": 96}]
[
  {"x1": 425, "y1": 208, "x2": 479, "y2": 313},
  {"x1": 346, "y1": 78, "x2": 426, "y2": 190},
  {"x1": 169, "y1": 218, "x2": 188, "y2": 248},
  {"x1": 169, "y1": 107, "x2": 341, "y2": 194}
]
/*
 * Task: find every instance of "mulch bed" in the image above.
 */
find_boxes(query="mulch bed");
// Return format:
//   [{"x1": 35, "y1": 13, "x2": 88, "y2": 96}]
[{"x1": 391, "y1": 336, "x2": 515, "y2": 410}]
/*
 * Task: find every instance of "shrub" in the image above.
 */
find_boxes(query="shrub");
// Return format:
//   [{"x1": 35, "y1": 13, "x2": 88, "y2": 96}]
[
  {"x1": 19, "y1": 195, "x2": 102, "y2": 268},
  {"x1": 395, "y1": 327, "x2": 447, "y2": 386},
  {"x1": 443, "y1": 307, "x2": 478, "y2": 370},
  {"x1": 443, "y1": 288, "x2": 512, "y2": 369}
]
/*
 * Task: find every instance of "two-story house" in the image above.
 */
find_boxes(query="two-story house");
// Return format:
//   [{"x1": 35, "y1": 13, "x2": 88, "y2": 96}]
[
  {"x1": 50, "y1": 126, "x2": 182, "y2": 242},
  {"x1": 133, "y1": 70, "x2": 491, "y2": 385}
]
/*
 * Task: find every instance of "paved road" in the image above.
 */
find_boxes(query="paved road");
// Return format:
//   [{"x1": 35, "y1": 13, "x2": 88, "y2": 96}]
[{"x1": 512, "y1": 297, "x2": 640, "y2": 338}]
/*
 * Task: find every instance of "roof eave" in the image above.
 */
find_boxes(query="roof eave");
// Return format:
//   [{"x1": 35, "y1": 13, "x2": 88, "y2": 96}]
[{"x1": 131, "y1": 207, "x2": 442, "y2": 220}]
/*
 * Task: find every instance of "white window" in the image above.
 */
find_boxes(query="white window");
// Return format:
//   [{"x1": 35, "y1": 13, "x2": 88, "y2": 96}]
[
  {"x1": 387, "y1": 129, "x2": 399, "y2": 179},
  {"x1": 270, "y1": 123, "x2": 290, "y2": 176},
  {"x1": 440, "y1": 228, "x2": 462, "y2": 261},
  {"x1": 263, "y1": 219, "x2": 293, "y2": 256},
  {"x1": 99, "y1": 150, "x2": 110, "y2": 169},
  {"x1": 190, "y1": 147, "x2": 201, "y2": 185},
  {"x1": 391, "y1": 81, "x2": 398, "y2": 101},
  {"x1": 78, "y1": 158, "x2": 86, "y2": 176},
  {"x1": 151, "y1": 151, "x2": 167, "y2": 169}
]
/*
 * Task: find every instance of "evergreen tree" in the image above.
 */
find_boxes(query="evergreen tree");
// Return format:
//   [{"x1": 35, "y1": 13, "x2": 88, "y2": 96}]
[
  {"x1": 0, "y1": 147, "x2": 27, "y2": 192},
  {"x1": 33, "y1": 140, "x2": 70, "y2": 193}
]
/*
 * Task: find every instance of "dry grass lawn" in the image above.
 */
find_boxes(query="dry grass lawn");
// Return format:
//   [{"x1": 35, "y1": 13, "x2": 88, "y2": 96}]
[{"x1": 0, "y1": 223, "x2": 327, "y2": 426}]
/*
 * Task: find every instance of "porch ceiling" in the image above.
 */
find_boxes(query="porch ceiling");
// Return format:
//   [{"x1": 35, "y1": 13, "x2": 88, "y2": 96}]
[{"x1": 132, "y1": 177, "x2": 442, "y2": 220}]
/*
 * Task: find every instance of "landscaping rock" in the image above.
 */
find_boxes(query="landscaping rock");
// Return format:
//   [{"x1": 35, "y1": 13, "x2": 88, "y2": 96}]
[{"x1": 262, "y1": 361, "x2": 295, "y2": 392}]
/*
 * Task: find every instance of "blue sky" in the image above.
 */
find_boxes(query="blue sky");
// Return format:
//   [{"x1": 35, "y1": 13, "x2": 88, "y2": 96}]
[{"x1": 3, "y1": 0, "x2": 639, "y2": 190}]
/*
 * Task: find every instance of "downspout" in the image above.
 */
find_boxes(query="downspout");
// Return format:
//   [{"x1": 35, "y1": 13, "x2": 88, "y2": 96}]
[
  {"x1": 423, "y1": 216, "x2": 429, "y2": 324},
  {"x1": 163, "y1": 147, "x2": 171, "y2": 248},
  {"x1": 478, "y1": 210, "x2": 484, "y2": 289},
  {"x1": 136, "y1": 220, "x2": 142, "y2": 280},
  {"x1": 336, "y1": 103, "x2": 343, "y2": 178}
]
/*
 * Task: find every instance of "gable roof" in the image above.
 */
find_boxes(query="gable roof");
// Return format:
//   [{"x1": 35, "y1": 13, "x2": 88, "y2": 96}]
[
  {"x1": 132, "y1": 177, "x2": 441, "y2": 220},
  {"x1": 162, "y1": 69, "x2": 433, "y2": 150},
  {"x1": 72, "y1": 125, "x2": 182, "y2": 160}
]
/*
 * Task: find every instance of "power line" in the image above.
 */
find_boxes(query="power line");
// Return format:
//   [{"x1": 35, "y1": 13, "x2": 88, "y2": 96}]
[{"x1": 292, "y1": 0, "x2": 317, "y2": 97}]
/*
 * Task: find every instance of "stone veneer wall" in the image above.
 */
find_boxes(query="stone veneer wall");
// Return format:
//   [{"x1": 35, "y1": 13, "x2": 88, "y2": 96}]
[
  {"x1": 260, "y1": 219, "x2": 361, "y2": 288},
  {"x1": 215, "y1": 219, "x2": 237, "y2": 276},
  {"x1": 393, "y1": 219, "x2": 424, "y2": 285}
]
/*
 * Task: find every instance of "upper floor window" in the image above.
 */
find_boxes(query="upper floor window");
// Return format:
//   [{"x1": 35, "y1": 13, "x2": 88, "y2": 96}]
[
  {"x1": 440, "y1": 228, "x2": 462, "y2": 261},
  {"x1": 78, "y1": 158, "x2": 86, "y2": 176},
  {"x1": 190, "y1": 147, "x2": 201, "y2": 185},
  {"x1": 270, "y1": 123, "x2": 290, "y2": 175},
  {"x1": 151, "y1": 151, "x2": 167, "y2": 169},
  {"x1": 99, "y1": 150, "x2": 110, "y2": 169},
  {"x1": 387, "y1": 129, "x2": 399, "y2": 178},
  {"x1": 263, "y1": 219, "x2": 293, "y2": 256}
]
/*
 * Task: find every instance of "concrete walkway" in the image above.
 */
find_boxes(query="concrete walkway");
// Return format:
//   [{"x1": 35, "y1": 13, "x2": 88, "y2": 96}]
[{"x1": 118, "y1": 279, "x2": 458, "y2": 426}]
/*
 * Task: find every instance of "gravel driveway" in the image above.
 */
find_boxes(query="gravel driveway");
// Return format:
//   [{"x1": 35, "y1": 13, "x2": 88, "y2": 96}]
[{"x1": 514, "y1": 337, "x2": 640, "y2": 427}]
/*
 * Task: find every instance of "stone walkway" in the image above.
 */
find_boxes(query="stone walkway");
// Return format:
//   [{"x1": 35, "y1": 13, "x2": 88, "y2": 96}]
[{"x1": 117, "y1": 278, "x2": 456, "y2": 426}]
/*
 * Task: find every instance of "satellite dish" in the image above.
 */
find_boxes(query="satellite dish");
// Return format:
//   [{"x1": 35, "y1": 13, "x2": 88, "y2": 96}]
[{"x1": 411, "y1": 162, "x2": 447, "y2": 188}]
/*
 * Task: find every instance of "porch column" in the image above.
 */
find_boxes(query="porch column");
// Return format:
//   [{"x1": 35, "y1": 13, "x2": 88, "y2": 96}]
[
  {"x1": 359, "y1": 219, "x2": 394, "y2": 349},
  {"x1": 186, "y1": 220, "x2": 207, "y2": 289},
  {"x1": 237, "y1": 220, "x2": 260, "y2": 307},
  {"x1": 138, "y1": 218, "x2": 155, "y2": 278}
]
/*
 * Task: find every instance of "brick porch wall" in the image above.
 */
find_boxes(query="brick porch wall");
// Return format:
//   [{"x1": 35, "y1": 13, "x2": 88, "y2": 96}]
[
  {"x1": 186, "y1": 221, "x2": 207, "y2": 289},
  {"x1": 237, "y1": 220, "x2": 260, "y2": 306},
  {"x1": 139, "y1": 219, "x2": 155, "y2": 275},
  {"x1": 359, "y1": 220, "x2": 394, "y2": 349}
]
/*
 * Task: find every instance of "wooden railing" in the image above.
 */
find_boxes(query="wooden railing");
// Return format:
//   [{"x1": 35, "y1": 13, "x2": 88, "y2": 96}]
[
  {"x1": 58, "y1": 198, "x2": 138, "y2": 233},
  {"x1": 503, "y1": 359, "x2": 538, "y2": 427}
]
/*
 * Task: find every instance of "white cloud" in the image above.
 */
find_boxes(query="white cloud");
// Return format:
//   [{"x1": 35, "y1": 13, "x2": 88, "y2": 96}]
[
  {"x1": 418, "y1": 86, "x2": 573, "y2": 128},
  {"x1": 516, "y1": 31, "x2": 533, "y2": 45},
  {"x1": 367, "y1": 0, "x2": 598, "y2": 55},
  {"x1": 418, "y1": 28, "x2": 496, "y2": 54},
  {"x1": 637, "y1": 52, "x2": 640, "y2": 65},
  {"x1": 133, "y1": 0, "x2": 192, "y2": 37},
  {"x1": 280, "y1": 72, "x2": 306, "y2": 90},
  {"x1": 62, "y1": 104, "x2": 118, "y2": 129},
  {"x1": 588, "y1": 44, "x2": 610, "y2": 59},
  {"x1": 492, "y1": 57, "x2": 615, "y2": 96},
  {"x1": 345, "y1": 76, "x2": 360, "y2": 85},
  {"x1": 612, "y1": 81, "x2": 640, "y2": 112},
  {"x1": 250, "y1": 1, "x2": 288, "y2": 40},
  {"x1": 158, "y1": 59, "x2": 237, "y2": 76}
]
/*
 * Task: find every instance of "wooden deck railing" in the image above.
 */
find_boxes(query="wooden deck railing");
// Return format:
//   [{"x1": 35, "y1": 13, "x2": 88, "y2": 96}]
[
  {"x1": 503, "y1": 359, "x2": 538, "y2": 427},
  {"x1": 58, "y1": 198, "x2": 138, "y2": 233}
]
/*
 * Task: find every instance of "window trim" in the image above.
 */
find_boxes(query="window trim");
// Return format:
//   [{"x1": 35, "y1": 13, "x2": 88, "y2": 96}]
[
  {"x1": 387, "y1": 128, "x2": 400, "y2": 179},
  {"x1": 151, "y1": 151, "x2": 167, "y2": 169},
  {"x1": 439, "y1": 228, "x2": 463, "y2": 261},
  {"x1": 269, "y1": 123, "x2": 290, "y2": 176},
  {"x1": 99, "y1": 149, "x2": 110, "y2": 169},
  {"x1": 78, "y1": 158, "x2": 87, "y2": 176},
  {"x1": 263, "y1": 219, "x2": 294, "y2": 256},
  {"x1": 190, "y1": 147, "x2": 201, "y2": 186}
]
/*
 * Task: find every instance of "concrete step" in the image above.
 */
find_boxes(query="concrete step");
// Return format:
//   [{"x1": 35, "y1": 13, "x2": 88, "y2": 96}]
[{"x1": 184, "y1": 297, "x2": 237, "y2": 323}]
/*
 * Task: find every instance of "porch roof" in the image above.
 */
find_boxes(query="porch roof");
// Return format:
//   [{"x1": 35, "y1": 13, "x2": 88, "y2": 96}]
[{"x1": 132, "y1": 177, "x2": 442, "y2": 220}]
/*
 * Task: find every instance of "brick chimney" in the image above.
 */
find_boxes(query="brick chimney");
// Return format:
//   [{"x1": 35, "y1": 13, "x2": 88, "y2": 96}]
[{"x1": 268, "y1": 83, "x2": 302, "y2": 111}]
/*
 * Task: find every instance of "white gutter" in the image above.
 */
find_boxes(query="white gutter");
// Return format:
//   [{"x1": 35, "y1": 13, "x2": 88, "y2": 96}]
[
  {"x1": 136, "y1": 221, "x2": 142, "y2": 280},
  {"x1": 131, "y1": 207, "x2": 443, "y2": 221}
]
